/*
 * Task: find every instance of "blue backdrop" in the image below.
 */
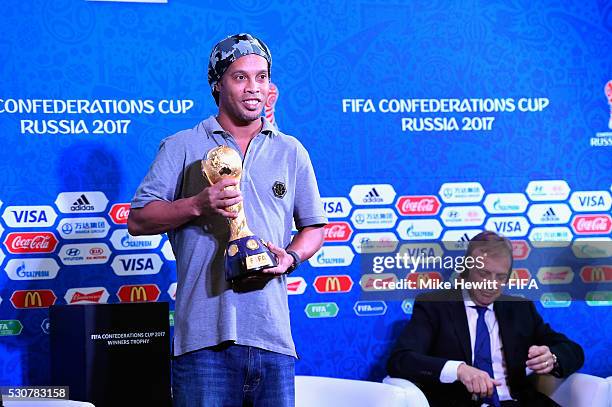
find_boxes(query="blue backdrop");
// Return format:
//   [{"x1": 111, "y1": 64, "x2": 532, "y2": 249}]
[{"x1": 0, "y1": 0, "x2": 610, "y2": 386}]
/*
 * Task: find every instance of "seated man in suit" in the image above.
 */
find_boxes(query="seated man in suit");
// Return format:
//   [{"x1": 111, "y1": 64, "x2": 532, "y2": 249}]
[{"x1": 387, "y1": 231, "x2": 584, "y2": 407}]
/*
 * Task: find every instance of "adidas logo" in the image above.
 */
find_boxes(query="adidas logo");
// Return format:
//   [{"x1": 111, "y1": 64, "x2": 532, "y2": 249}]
[
  {"x1": 70, "y1": 194, "x2": 95, "y2": 211},
  {"x1": 73, "y1": 194, "x2": 91, "y2": 206},
  {"x1": 363, "y1": 188, "x2": 383, "y2": 203},
  {"x1": 541, "y1": 207, "x2": 559, "y2": 222}
]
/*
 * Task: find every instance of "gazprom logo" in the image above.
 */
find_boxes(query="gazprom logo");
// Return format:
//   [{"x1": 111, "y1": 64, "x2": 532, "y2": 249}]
[
  {"x1": 110, "y1": 230, "x2": 162, "y2": 251},
  {"x1": 5, "y1": 259, "x2": 60, "y2": 280},
  {"x1": 484, "y1": 193, "x2": 528, "y2": 214},
  {"x1": 397, "y1": 219, "x2": 442, "y2": 240},
  {"x1": 308, "y1": 246, "x2": 354, "y2": 268}
]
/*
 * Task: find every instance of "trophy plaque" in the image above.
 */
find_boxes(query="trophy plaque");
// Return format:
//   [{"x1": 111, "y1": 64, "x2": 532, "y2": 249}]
[{"x1": 201, "y1": 145, "x2": 277, "y2": 282}]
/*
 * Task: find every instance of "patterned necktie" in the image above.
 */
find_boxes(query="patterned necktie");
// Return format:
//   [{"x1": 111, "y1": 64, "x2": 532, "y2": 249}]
[{"x1": 472, "y1": 305, "x2": 500, "y2": 407}]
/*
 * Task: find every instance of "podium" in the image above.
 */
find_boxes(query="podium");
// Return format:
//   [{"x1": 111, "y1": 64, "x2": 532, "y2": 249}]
[{"x1": 50, "y1": 302, "x2": 171, "y2": 407}]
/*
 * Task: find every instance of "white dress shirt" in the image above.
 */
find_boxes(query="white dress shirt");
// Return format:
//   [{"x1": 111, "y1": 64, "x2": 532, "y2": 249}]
[{"x1": 439, "y1": 290, "x2": 533, "y2": 403}]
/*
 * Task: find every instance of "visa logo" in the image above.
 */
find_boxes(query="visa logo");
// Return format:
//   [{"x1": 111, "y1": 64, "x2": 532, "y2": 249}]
[
  {"x1": 321, "y1": 197, "x2": 351, "y2": 218},
  {"x1": 578, "y1": 196, "x2": 605, "y2": 207},
  {"x1": 12, "y1": 210, "x2": 48, "y2": 223},
  {"x1": 324, "y1": 201, "x2": 345, "y2": 214},
  {"x1": 404, "y1": 248, "x2": 435, "y2": 257},
  {"x1": 494, "y1": 221, "x2": 522, "y2": 233},
  {"x1": 120, "y1": 258, "x2": 154, "y2": 271},
  {"x1": 3, "y1": 206, "x2": 58, "y2": 228}
]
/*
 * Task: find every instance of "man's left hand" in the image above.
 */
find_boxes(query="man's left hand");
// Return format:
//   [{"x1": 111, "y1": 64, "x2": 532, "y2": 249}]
[
  {"x1": 263, "y1": 242, "x2": 293, "y2": 275},
  {"x1": 526, "y1": 345, "x2": 555, "y2": 374},
  {"x1": 231, "y1": 242, "x2": 293, "y2": 292}
]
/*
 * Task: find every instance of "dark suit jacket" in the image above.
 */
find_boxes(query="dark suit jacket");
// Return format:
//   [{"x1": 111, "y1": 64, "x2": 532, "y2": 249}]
[{"x1": 387, "y1": 290, "x2": 584, "y2": 407}]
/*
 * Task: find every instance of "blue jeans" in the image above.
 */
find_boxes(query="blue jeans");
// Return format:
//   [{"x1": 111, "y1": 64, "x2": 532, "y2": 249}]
[{"x1": 172, "y1": 342, "x2": 295, "y2": 407}]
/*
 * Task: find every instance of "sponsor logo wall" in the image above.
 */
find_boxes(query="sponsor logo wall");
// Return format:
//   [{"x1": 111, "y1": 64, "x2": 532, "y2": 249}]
[
  {"x1": 3, "y1": 184, "x2": 606, "y2": 310},
  {"x1": 1, "y1": 0, "x2": 610, "y2": 386}
]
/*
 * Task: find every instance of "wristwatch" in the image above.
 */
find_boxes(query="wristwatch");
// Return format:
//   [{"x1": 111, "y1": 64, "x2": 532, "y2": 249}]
[
  {"x1": 285, "y1": 250, "x2": 301, "y2": 274},
  {"x1": 551, "y1": 353, "x2": 560, "y2": 371}
]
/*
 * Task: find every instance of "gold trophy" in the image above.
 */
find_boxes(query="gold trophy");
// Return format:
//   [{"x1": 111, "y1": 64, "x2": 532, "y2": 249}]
[{"x1": 201, "y1": 145, "x2": 277, "y2": 282}]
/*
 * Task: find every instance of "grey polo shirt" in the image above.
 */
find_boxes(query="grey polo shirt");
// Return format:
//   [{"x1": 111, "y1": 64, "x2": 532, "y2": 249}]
[{"x1": 131, "y1": 116, "x2": 326, "y2": 357}]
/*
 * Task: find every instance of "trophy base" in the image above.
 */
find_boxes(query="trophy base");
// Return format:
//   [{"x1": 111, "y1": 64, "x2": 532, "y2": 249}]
[{"x1": 225, "y1": 236, "x2": 277, "y2": 282}]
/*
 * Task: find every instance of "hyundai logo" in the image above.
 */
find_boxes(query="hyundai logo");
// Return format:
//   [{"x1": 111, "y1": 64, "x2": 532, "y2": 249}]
[{"x1": 66, "y1": 248, "x2": 80, "y2": 256}]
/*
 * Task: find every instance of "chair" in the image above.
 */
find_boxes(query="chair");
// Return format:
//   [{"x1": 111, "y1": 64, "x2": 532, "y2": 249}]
[
  {"x1": 384, "y1": 373, "x2": 611, "y2": 407},
  {"x1": 295, "y1": 375, "x2": 420, "y2": 407},
  {"x1": 531, "y1": 373, "x2": 610, "y2": 407}
]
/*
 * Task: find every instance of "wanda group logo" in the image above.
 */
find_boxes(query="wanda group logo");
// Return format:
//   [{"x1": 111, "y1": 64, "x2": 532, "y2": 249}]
[
  {"x1": 324, "y1": 222, "x2": 353, "y2": 242},
  {"x1": 4, "y1": 232, "x2": 58, "y2": 254}
]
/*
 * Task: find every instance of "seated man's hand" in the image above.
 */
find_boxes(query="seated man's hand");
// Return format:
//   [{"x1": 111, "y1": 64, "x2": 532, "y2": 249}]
[
  {"x1": 457, "y1": 363, "x2": 501, "y2": 399},
  {"x1": 526, "y1": 345, "x2": 555, "y2": 374}
]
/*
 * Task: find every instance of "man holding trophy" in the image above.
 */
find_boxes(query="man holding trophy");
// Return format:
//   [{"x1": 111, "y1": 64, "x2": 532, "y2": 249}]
[{"x1": 128, "y1": 33, "x2": 326, "y2": 406}]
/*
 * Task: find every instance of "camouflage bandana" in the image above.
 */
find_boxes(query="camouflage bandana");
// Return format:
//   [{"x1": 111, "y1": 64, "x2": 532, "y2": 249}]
[{"x1": 207, "y1": 33, "x2": 272, "y2": 99}]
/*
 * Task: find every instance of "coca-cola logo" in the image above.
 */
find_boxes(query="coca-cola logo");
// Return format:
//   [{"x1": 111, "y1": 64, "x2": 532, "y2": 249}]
[
  {"x1": 571, "y1": 214, "x2": 612, "y2": 234},
  {"x1": 396, "y1": 196, "x2": 440, "y2": 216},
  {"x1": 109, "y1": 203, "x2": 130, "y2": 224},
  {"x1": 511, "y1": 240, "x2": 531, "y2": 260},
  {"x1": 265, "y1": 82, "x2": 279, "y2": 126},
  {"x1": 324, "y1": 222, "x2": 353, "y2": 242},
  {"x1": 3, "y1": 232, "x2": 58, "y2": 254}
]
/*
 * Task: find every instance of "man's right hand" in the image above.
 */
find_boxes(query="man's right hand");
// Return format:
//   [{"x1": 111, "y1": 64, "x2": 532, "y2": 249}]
[
  {"x1": 457, "y1": 363, "x2": 501, "y2": 399},
  {"x1": 193, "y1": 178, "x2": 242, "y2": 218}
]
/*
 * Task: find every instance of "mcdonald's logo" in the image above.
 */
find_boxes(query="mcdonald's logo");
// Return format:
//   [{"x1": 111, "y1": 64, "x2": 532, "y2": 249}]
[
  {"x1": 417, "y1": 273, "x2": 430, "y2": 288},
  {"x1": 580, "y1": 266, "x2": 612, "y2": 283},
  {"x1": 116, "y1": 284, "x2": 161, "y2": 302},
  {"x1": 25, "y1": 292, "x2": 41, "y2": 307},
  {"x1": 326, "y1": 278, "x2": 340, "y2": 292},
  {"x1": 313, "y1": 275, "x2": 353, "y2": 293},
  {"x1": 10, "y1": 289, "x2": 57, "y2": 309},
  {"x1": 130, "y1": 286, "x2": 147, "y2": 302}
]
